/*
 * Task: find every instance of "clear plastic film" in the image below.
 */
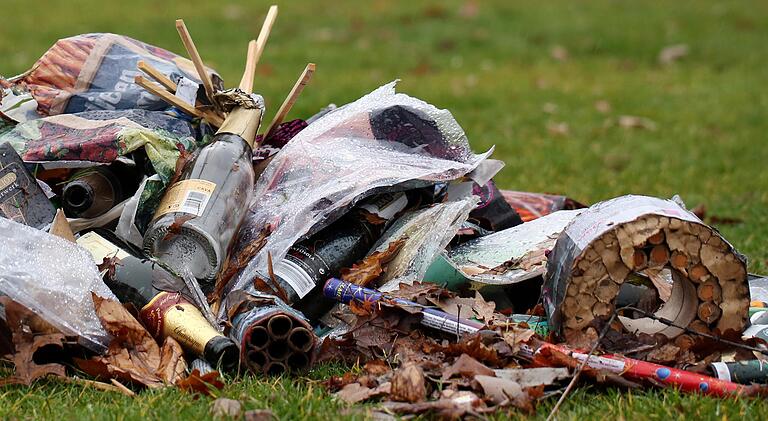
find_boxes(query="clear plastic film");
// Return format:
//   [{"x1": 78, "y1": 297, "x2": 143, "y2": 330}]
[
  {"x1": 423, "y1": 210, "x2": 582, "y2": 290},
  {"x1": 0, "y1": 218, "x2": 117, "y2": 353},
  {"x1": 376, "y1": 196, "x2": 477, "y2": 292},
  {"x1": 224, "y1": 82, "x2": 492, "y2": 300}
]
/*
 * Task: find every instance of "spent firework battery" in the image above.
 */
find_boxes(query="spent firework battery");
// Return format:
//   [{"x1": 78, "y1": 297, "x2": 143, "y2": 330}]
[
  {"x1": 230, "y1": 294, "x2": 317, "y2": 375},
  {"x1": 322, "y1": 278, "x2": 484, "y2": 336}
]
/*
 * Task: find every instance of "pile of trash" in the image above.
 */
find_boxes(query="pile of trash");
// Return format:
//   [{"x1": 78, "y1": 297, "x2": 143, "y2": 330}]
[{"x1": 1, "y1": 5, "x2": 767, "y2": 418}]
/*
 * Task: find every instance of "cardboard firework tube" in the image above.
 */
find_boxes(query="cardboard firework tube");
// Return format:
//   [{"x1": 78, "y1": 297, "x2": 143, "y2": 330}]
[
  {"x1": 323, "y1": 278, "x2": 485, "y2": 336},
  {"x1": 543, "y1": 195, "x2": 750, "y2": 345},
  {"x1": 230, "y1": 294, "x2": 317, "y2": 374},
  {"x1": 710, "y1": 360, "x2": 768, "y2": 385}
]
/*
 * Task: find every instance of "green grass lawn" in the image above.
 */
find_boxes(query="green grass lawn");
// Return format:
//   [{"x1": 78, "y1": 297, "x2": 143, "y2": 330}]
[{"x1": 2, "y1": 0, "x2": 768, "y2": 419}]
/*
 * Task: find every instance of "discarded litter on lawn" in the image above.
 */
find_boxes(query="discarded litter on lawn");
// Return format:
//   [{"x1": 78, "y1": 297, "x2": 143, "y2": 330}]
[{"x1": 0, "y1": 4, "x2": 767, "y2": 418}]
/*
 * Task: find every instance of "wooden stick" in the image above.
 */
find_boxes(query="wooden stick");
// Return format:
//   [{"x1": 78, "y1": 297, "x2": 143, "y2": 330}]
[
  {"x1": 175, "y1": 19, "x2": 217, "y2": 103},
  {"x1": 263, "y1": 63, "x2": 316, "y2": 140},
  {"x1": 138, "y1": 60, "x2": 177, "y2": 93},
  {"x1": 135, "y1": 76, "x2": 224, "y2": 126},
  {"x1": 239, "y1": 5, "x2": 279, "y2": 93}
]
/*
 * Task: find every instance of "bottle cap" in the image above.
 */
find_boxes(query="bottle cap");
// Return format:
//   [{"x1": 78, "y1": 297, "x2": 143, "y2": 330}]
[{"x1": 203, "y1": 335, "x2": 240, "y2": 372}]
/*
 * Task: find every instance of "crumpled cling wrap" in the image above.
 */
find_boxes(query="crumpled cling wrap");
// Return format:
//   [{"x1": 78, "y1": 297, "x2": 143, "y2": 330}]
[{"x1": 543, "y1": 195, "x2": 749, "y2": 344}]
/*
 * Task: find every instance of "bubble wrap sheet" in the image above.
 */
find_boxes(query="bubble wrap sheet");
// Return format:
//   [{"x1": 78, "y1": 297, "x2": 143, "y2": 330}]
[
  {"x1": 0, "y1": 218, "x2": 116, "y2": 352},
  {"x1": 226, "y1": 82, "x2": 492, "y2": 298}
]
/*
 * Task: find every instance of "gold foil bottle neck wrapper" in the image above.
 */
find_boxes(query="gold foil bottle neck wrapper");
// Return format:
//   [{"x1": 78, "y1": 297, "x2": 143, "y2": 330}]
[
  {"x1": 140, "y1": 291, "x2": 220, "y2": 355},
  {"x1": 216, "y1": 107, "x2": 263, "y2": 147}
]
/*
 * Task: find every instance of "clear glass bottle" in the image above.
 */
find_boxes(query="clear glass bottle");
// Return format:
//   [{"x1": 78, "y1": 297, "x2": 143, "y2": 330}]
[{"x1": 142, "y1": 101, "x2": 263, "y2": 293}]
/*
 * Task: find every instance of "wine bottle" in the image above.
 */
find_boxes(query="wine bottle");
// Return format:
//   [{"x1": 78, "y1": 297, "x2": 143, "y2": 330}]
[
  {"x1": 76, "y1": 229, "x2": 238, "y2": 370},
  {"x1": 142, "y1": 99, "x2": 264, "y2": 292},
  {"x1": 62, "y1": 162, "x2": 142, "y2": 218},
  {"x1": 266, "y1": 191, "x2": 417, "y2": 320}
]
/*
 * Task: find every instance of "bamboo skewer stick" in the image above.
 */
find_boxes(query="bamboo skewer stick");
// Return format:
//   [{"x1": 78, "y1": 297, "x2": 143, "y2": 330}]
[
  {"x1": 239, "y1": 5, "x2": 279, "y2": 93},
  {"x1": 135, "y1": 76, "x2": 224, "y2": 126},
  {"x1": 263, "y1": 63, "x2": 316, "y2": 140},
  {"x1": 137, "y1": 60, "x2": 177, "y2": 93},
  {"x1": 175, "y1": 19, "x2": 217, "y2": 104}
]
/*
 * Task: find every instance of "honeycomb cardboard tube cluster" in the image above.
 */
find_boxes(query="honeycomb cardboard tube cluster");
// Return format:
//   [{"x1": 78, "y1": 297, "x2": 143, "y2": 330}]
[{"x1": 543, "y1": 195, "x2": 750, "y2": 346}]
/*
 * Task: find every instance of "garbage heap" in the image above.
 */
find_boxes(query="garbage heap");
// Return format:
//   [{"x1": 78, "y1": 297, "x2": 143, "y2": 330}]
[{"x1": 1, "y1": 6, "x2": 767, "y2": 417}]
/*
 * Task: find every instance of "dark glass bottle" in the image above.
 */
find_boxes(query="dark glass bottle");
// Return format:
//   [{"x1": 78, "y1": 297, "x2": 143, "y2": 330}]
[
  {"x1": 267, "y1": 192, "x2": 415, "y2": 320},
  {"x1": 62, "y1": 162, "x2": 142, "y2": 218},
  {"x1": 142, "y1": 103, "x2": 263, "y2": 292},
  {"x1": 76, "y1": 229, "x2": 238, "y2": 371}
]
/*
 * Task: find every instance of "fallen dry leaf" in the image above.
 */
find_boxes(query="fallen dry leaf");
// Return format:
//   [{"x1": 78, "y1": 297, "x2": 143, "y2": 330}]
[
  {"x1": 493, "y1": 367, "x2": 570, "y2": 388},
  {"x1": 658, "y1": 44, "x2": 689, "y2": 64},
  {"x1": 390, "y1": 363, "x2": 427, "y2": 403},
  {"x1": 474, "y1": 375, "x2": 533, "y2": 410},
  {"x1": 547, "y1": 121, "x2": 570, "y2": 136},
  {"x1": 341, "y1": 239, "x2": 406, "y2": 287},
  {"x1": 550, "y1": 45, "x2": 569, "y2": 61},
  {"x1": 156, "y1": 337, "x2": 187, "y2": 384},
  {"x1": 441, "y1": 354, "x2": 494, "y2": 380},
  {"x1": 429, "y1": 296, "x2": 475, "y2": 319},
  {"x1": 382, "y1": 389, "x2": 486, "y2": 419},
  {"x1": 0, "y1": 334, "x2": 67, "y2": 386},
  {"x1": 243, "y1": 409, "x2": 276, "y2": 421},
  {"x1": 595, "y1": 100, "x2": 611, "y2": 114},
  {"x1": 177, "y1": 369, "x2": 225, "y2": 397},
  {"x1": 365, "y1": 360, "x2": 391, "y2": 376},
  {"x1": 618, "y1": 115, "x2": 657, "y2": 131},
  {"x1": 75, "y1": 294, "x2": 164, "y2": 388},
  {"x1": 336, "y1": 382, "x2": 392, "y2": 404},
  {"x1": 210, "y1": 398, "x2": 243, "y2": 418},
  {"x1": 472, "y1": 292, "x2": 497, "y2": 323},
  {"x1": 0, "y1": 298, "x2": 70, "y2": 386}
]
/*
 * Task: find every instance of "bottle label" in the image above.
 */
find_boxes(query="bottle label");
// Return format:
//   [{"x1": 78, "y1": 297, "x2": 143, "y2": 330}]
[
  {"x1": 139, "y1": 291, "x2": 221, "y2": 355},
  {"x1": 76, "y1": 231, "x2": 130, "y2": 266},
  {"x1": 274, "y1": 249, "x2": 323, "y2": 299},
  {"x1": 153, "y1": 179, "x2": 216, "y2": 219}
]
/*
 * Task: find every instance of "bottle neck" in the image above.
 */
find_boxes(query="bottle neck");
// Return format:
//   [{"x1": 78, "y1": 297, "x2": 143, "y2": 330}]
[
  {"x1": 216, "y1": 107, "x2": 263, "y2": 148},
  {"x1": 76, "y1": 230, "x2": 162, "y2": 307}
]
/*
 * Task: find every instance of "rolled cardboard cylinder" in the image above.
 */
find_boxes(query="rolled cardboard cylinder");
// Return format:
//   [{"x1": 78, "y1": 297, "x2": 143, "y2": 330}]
[{"x1": 543, "y1": 195, "x2": 749, "y2": 346}]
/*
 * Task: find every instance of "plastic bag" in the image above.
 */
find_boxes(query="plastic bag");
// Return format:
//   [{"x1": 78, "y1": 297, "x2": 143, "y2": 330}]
[
  {"x1": 0, "y1": 218, "x2": 117, "y2": 352},
  {"x1": 2, "y1": 33, "x2": 222, "y2": 116},
  {"x1": 375, "y1": 196, "x2": 477, "y2": 292},
  {"x1": 224, "y1": 81, "x2": 493, "y2": 298}
]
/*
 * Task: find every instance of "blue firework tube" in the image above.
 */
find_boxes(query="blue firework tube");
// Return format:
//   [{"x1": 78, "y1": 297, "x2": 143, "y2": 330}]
[{"x1": 322, "y1": 278, "x2": 485, "y2": 336}]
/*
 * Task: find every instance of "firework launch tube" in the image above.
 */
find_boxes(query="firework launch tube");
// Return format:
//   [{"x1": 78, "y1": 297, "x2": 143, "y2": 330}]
[
  {"x1": 322, "y1": 278, "x2": 484, "y2": 335},
  {"x1": 323, "y1": 278, "x2": 745, "y2": 397}
]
